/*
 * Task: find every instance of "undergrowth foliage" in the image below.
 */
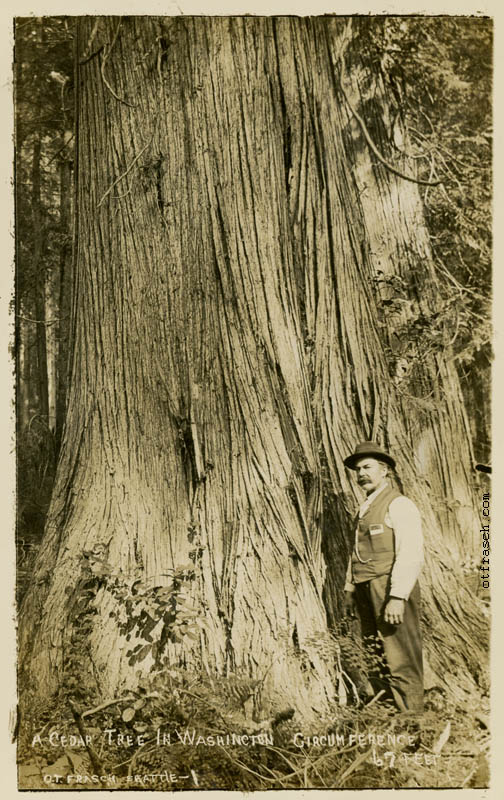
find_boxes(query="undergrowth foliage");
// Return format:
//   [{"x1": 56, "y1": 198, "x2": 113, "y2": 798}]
[
  {"x1": 17, "y1": 551, "x2": 489, "y2": 790},
  {"x1": 69, "y1": 548, "x2": 206, "y2": 673},
  {"x1": 18, "y1": 660, "x2": 489, "y2": 790}
]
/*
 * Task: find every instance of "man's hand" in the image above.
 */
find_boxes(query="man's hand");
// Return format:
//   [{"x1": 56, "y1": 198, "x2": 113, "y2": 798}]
[
  {"x1": 383, "y1": 597, "x2": 405, "y2": 625},
  {"x1": 343, "y1": 591, "x2": 356, "y2": 618}
]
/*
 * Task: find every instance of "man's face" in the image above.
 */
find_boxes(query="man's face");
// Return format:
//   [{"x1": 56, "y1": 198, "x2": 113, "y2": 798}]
[{"x1": 354, "y1": 457, "x2": 388, "y2": 495}]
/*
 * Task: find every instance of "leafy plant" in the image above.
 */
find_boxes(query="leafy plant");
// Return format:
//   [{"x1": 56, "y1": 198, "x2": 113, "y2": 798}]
[{"x1": 78, "y1": 550, "x2": 204, "y2": 669}]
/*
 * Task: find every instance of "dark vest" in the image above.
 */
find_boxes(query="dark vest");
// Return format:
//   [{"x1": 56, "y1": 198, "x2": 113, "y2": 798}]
[{"x1": 351, "y1": 483, "x2": 401, "y2": 583}]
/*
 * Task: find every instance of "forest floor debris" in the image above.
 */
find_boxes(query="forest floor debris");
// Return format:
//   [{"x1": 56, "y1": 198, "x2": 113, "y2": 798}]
[{"x1": 16, "y1": 664, "x2": 490, "y2": 790}]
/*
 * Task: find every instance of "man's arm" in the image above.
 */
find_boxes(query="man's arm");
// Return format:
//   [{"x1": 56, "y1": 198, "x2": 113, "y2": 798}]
[
  {"x1": 343, "y1": 557, "x2": 356, "y2": 616},
  {"x1": 383, "y1": 496, "x2": 423, "y2": 624},
  {"x1": 344, "y1": 557, "x2": 355, "y2": 593}
]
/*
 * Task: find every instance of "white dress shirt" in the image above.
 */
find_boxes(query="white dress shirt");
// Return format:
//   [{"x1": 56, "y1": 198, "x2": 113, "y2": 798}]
[{"x1": 344, "y1": 482, "x2": 423, "y2": 600}]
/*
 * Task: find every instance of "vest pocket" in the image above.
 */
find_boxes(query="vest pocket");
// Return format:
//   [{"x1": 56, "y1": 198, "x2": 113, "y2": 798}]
[
  {"x1": 369, "y1": 534, "x2": 388, "y2": 552},
  {"x1": 367, "y1": 524, "x2": 392, "y2": 554}
]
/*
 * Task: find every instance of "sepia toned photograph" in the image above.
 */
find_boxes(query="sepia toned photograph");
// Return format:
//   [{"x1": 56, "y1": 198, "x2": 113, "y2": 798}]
[{"x1": 13, "y1": 9, "x2": 492, "y2": 791}]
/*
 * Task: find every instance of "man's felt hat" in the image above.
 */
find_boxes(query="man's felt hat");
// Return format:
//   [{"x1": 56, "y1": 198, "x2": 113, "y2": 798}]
[{"x1": 344, "y1": 441, "x2": 396, "y2": 470}]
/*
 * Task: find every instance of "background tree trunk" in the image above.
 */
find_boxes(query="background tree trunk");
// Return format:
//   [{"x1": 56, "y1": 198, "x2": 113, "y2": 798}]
[
  {"x1": 55, "y1": 156, "x2": 73, "y2": 447},
  {"x1": 31, "y1": 134, "x2": 49, "y2": 424},
  {"x1": 19, "y1": 16, "x2": 487, "y2": 717}
]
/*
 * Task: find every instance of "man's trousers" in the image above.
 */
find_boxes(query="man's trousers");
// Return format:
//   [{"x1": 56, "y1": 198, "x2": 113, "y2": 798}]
[{"x1": 354, "y1": 574, "x2": 424, "y2": 713}]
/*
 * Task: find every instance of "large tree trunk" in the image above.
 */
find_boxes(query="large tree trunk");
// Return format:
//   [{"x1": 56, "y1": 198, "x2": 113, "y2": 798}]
[{"x1": 19, "y1": 16, "x2": 486, "y2": 717}]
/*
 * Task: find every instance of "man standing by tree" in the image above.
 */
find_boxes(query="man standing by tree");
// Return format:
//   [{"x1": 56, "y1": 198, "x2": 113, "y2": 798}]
[{"x1": 343, "y1": 442, "x2": 424, "y2": 713}]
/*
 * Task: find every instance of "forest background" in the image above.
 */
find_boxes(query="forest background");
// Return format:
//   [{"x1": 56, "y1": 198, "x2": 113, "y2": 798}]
[{"x1": 8, "y1": 4, "x2": 495, "y2": 792}]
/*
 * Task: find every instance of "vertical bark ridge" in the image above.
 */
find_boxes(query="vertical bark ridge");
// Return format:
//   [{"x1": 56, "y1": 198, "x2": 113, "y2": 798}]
[{"x1": 19, "y1": 16, "x2": 486, "y2": 713}]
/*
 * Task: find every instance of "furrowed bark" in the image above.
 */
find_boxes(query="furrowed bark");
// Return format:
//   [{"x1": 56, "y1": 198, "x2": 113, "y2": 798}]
[{"x1": 19, "y1": 16, "x2": 486, "y2": 716}]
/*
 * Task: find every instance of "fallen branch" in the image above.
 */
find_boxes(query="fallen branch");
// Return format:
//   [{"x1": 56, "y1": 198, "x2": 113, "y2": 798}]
[
  {"x1": 81, "y1": 692, "x2": 159, "y2": 719},
  {"x1": 217, "y1": 743, "x2": 278, "y2": 785},
  {"x1": 338, "y1": 52, "x2": 442, "y2": 188},
  {"x1": 364, "y1": 688, "x2": 386, "y2": 708},
  {"x1": 17, "y1": 314, "x2": 65, "y2": 326},
  {"x1": 341, "y1": 670, "x2": 360, "y2": 705},
  {"x1": 79, "y1": 45, "x2": 104, "y2": 65},
  {"x1": 461, "y1": 765, "x2": 477, "y2": 788},
  {"x1": 432, "y1": 720, "x2": 451, "y2": 755},
  {"x1": 81, "y1": 694, "x2": 136, "y2": 719},
  {"x1": 100, "y1": 19, "x2": 136, "y2": 108},
  {"x1": 79, "y1": 19, "x2": 101, "y2": 64},
  {"x1": 263, "y1": 742, "x2": 360, "y2": 785},
  {"x1": 336, "y1": 747, "x2": 373, "y2": 786},
  {"x1": 68, "y1": 699, "x2": 105, "y2": 779},
  {"x1": 96, "y1": 139, "x2": 152, "y2": 209}
]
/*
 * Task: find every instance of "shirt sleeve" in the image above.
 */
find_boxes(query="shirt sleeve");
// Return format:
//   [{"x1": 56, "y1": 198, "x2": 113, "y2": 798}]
[
  {"x1": 385, "y1": 496, "x2": 423, "y2": 600},
  {"x1": 344, "y1": 557, "x2": 355, "y2": 592}
]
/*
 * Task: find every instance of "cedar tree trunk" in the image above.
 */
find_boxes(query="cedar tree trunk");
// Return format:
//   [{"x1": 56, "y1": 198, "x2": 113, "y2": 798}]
[{"x1": 19, "y1": 16, "x2": 487, "y2": 718}]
